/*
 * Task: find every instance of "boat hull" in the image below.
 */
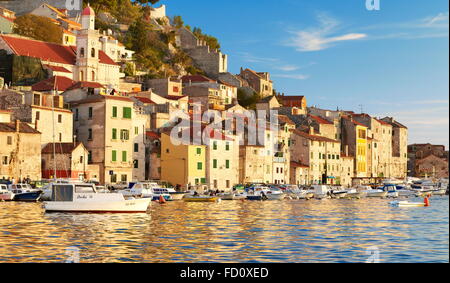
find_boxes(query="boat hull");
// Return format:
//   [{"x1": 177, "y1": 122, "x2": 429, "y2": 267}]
[
  {"x1": 366, "y1": 191, "x2": 388, "y2": 198},
  {"x1": 0, "y1": 194, "x2": 14, "y2": 201},
  {"x1": 13, "y1": 192, "x2": 41, "y2": 202},
  {"x1": 169, "y1": 193, "x2": 187, "y2": 201},
  {"x1": 346, "y1": 192, "x2": 363, "y2": 199},
  {"x1": 266, "y1": 193, "x2": 285, "y2": 200},
  {"x1": 390, "y1": 201, "x2": 426, "y2": 207},
  {"x1": 246, "y1": 195, "x2": 264, "y2": 201},
  {"x1": 433, "y1": 189, "x2": 447, "y2": 196},
  {"x1": 44, "y1": 198, "x2": 151, "y2": 213}
]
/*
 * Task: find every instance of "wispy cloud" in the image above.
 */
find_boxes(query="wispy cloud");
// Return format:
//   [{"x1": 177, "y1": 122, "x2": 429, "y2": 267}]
[
  {"x1": 272, "y1": 74, "x2": 309, "y2": 80},
  {"x1": 235, "y1": 52, "x2": 279, "y2": 64},
  {"x1": 286, "y1": 13, "x2": 367, "y2": 52}
]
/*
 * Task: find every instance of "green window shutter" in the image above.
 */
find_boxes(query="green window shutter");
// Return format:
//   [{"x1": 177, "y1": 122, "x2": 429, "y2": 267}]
[
  {"x1": 226, "y1": 142, "x2": 230, "y2": 151},
  {"x1": 197, "y1": 162, "x2": 202, "y2": 170},
  {"x1": 123, "y1": 107, "x2": 132, "y2": 119},
  {"x1": 213, "y1": 141, "x2": 218, "y2": 150},
  {"x1": 112, "y1": 128, "x2": 117, "y2": 140},
  {"x1": 112, "y1": 106, "x2": 117, "y2": 118},
  {"x1": 112, "y1": 150, "x2": 117, "y2": 162},
  {"x1": 196, "y1": 148, "x2": 201, "y2": 155},
  {"x1": 122, "y1": 151, "x2": 127, "y2": 162},
  {"x1": 135, "y1": 127, "x2": 139, "y2": 135},
  {"x1": 201, "y1": 178, "x2": 206, "y2": 184},
  {"x1": 226, "y1": 160, "x2": 230, "y2": 169},
  {"x1": 213, "y1": 159, "x2": 217, "y2": 169}
]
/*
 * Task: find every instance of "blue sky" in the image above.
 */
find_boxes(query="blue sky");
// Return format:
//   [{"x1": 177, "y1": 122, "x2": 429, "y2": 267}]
[{"x1": 158, "y1": 0, "x2": 449, "y2": 147}]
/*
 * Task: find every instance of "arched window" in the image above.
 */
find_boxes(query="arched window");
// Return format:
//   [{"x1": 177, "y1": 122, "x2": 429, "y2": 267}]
[
  {"x1": 91, "y1": 71, "x2": 95, "y2": 81},
  {"x1": 80, "y1": 48, "x2": 85, "y2": 58},
  {"x1": 80, "y1": 71, "x2": 84, "y2": 81},
  {"x1": 91, "y1": 48, "x2": 96, "y2": 58}
]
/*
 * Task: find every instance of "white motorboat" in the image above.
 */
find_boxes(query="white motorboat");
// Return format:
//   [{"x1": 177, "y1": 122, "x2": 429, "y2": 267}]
[
  {"x1": 382, "y1": 184, "x2": 399, "y2": 198},
  {"x1": 330, "y1": 187, "x2": 348, "y2": 199},
  {"x1": 266, "y1": 188, "x2": 285, "y2": 200},
  {"x1": 44, "y1": 183, "x2": 151, "y2": 213},
  {"x1": 8, "y1": 184, "x2": 42, "y2": 202},
  {"x1": 312, "y1": 185, "x2": 331, "y2": 200},
  {"x1": 359, "y1": 186, "x2": 388, "y2": 198},
  {"x1": 0, "y1": 184, "x2": 14, "y2": 201},
  {"x1": 218, "y1": 191, "x2": 247, "y2": 200},
  {"x1": 346, "y1": 189, "x2": 364, "y2": 199}
]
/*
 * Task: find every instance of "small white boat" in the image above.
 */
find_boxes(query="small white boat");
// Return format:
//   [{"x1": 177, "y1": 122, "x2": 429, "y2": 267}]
[
  {"x1": 44, "y1": 183, "x2": 151, "y2": 213},
  {"x1": 167, "y1": 188, "x2": 188, "y2": 200},
  {"x1": 0, "y1": 184, "x2": 14, "y2": 201},
  {"x1": 382, "y1": 184, "x2": 399, "y2": 198},
  {"x1": 330, "y1": 187, "x2": 348, "y2": 199},
  {"x1": 389, "y1": 201, "x2": 427, "y2": 207},
  {"x1": 433, "y1": 189, "x2": 447, "y2": 196},
  {"x1": 359, "y1": 186, "x2": 388, "y2": 198},
  {"x1": 313, "y1": 185, "x2": 331, "y2": 200},
  {"x1": 266, "y1": 188, "x2": 285, "y2": 200},
  {"x1": 346, "y1": 189, "x2": 363, "y2": 199},
  {"x1": 218, "y1": 191, "x2": 247, "y2": 200}
]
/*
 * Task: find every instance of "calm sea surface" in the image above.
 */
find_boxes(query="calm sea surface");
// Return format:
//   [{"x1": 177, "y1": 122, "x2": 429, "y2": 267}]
[{"x1": 0, "y1": 196, "x2": 448, "y2": 263}]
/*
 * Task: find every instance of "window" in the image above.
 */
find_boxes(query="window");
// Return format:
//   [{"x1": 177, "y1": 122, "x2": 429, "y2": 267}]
[
  {"x1": 88, "y1": 129, "x2": 93, "y2": 140},
  {"x1": 79, "y1": 156, "x2": 83, "y2": 164},
  {"x1": 88, "y1": 107, "x2": 93, "y2": 119},
  {"x1": 88, "y1": 151, "x2": 92, "y2": 164},
  {"x1": 36, "y1": 111, "x2": 40, "y2": 121},
  {"x1": 213, "y1": 141, "x2": 218, "y2": 150},
  {"x1": 7, "y1": 136, "x2": 12, "y2": 145},
  {"x1": 59, "y1": 133, "x2": 62, "y2": 142},
  {"x1": 111, "y1": 174, "x2": 117, "y2": 183},
  {"x1": 201, "y1": 178, "x2": 206, "y2": 184},
  {"x1": 213, "y1": 159, "x2": 218, "y2": 169},
  {"x1": 91, "y1": 48, "x2": 96, "y2": 58},
  {"x1": 134, "y1": 143, "x2": 139, "y2": 153},
  {"x1": 58, "y1": 114, "x2": 62, "y2": 123},
  {"x1": 196, "y1": 148, "x2": 202, "y2": 155},
  {"x1": 134, "y1": 160, "x2": 139, "y2": 169},
  {"x1": 120, "y1": 130, "x2": 130, "y2": 141},
  {"x1": 122, "y1": 151, "x2": 127, "y2": 162},
  {"x1": 112, "y1": 150, "x2": 117, "y2": 162},
  {"x1": 112, "y1": 106, "x2": 118, "y2": 118},
  {"x1": 226, "y1": 142, "x2": 230, "y2": 151},
  {"x1": 2, "y1": 156, "x2": 8, "y2": 165},
  {"x1": 135, "y1": 127, "x2": 139, "y2": 135},
  {"x1": 112, "y1": 129, "x2": 117, "y2": 140},
  {"x1": 123, "y1": 107, "x2": 132, "y2": 119},
  {"x1": 80, "y1": 48, "x2": 85, "y2": 57},
  {"x1": 91, "y1": 71, "x2": 95, "y2": 81},
  {"x1": 121, "y1": 174, "x2": 127, "y2": 182},
  {"x1": 80, "y1": 71, "x2": 84, "y2": 81},
  {"x1": 197, "y1": 162, "x2": 203, "y2": 170},
  {"x1": 226, "y1": 160, "x2": 230, "y2": 169}
]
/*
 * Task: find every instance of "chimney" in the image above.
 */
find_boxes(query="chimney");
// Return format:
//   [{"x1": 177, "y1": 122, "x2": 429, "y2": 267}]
[{"x1": 15, "y1": 119, "x2": 20, "y2": 132}]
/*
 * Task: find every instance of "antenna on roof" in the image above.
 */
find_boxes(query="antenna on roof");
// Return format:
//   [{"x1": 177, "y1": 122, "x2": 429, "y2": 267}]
[{"x1": 359, "y1": 104, "x2": 364, "y2": 114}]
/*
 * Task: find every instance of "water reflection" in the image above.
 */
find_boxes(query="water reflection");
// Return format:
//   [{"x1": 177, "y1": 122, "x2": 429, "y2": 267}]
[{"x1": 0, "y1": 197, "x2": 448, "y2": 263}]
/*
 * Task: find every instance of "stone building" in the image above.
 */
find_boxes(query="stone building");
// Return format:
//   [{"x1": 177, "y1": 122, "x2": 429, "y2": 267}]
[
  {"x1": 0, "y1": 0, "x2": 82, "y2": 17},
  {"x1": 414, "y1": 154, "x2": 448, "y2": 179},
  {"x1": 176, "y1": 27, "x2": 228, "y2": 79},
  {"x1": 0, "y1": 120, "x2": 41, "y2": 181},
  {"x1": 381, "y1": 117, "x2": 408, "y2": 178},
  {"x1": 0, "y1": 89, "x2": 73, "y2": 146},
  {"x1": 146, "y1": 77, "x2": 183, "y2": 97},
  {"x1": 273, "y1": 115, "x2": 295, "y2": 185},
  {"x1": 256, "y1": 96, "x2": 280, "y2": 112},
  {"x1": 145, "y1": 131, "x2": 161, "y2": 181},
  {"x1": 238, "y1": 68, "x2": 273, "y2": 98},
  {"x1": 290, "y1": 128, "x2": 341, "y2": 185},
  {"x1": 71, "y1": 94, "x2": 137, "y2": 185},
  {"x1": 408, "y1": 143, "x2": 448, "y2": 178},
  {"x1": 41, "y1": 142, "x2": 99, "y2": 180}
]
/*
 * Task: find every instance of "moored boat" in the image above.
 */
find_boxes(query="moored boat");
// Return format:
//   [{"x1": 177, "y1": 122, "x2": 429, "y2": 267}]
[
  {"x1": 389, "y1": 201, "x2": 427, "y2": 207},
  {"x1": 0, "y1": 184, "x2": 14, "y2": 201},
  {"x1": 313, "y1": 185, "x2": 331, "y2": 200},
  {"x1": 9, "y1": 184, "x2": 42, "y2": 202},
  {"x1": 183, "y1": 195, "x2": 220, "y2": 202},
  {"x1": 44, "y1": 183, "x2": 151, "y2": 213},
  {"x1": 167, "y1": 188, "x2": 187, "y2": 200}
]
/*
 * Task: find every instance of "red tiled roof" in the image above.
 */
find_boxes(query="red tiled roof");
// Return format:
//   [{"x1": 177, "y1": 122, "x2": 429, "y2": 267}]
[
  {"x1": 0, "y1": 122, "x2": 41, "y2": 134},
  {"x1": 166, "y1": 95, "x2": 187, "y2": 101},
  {"x1": 352, "y1": 120, "x2": 367, "y2": 127},
  {"x1": 279, "y1": 95, "x2": 305, "y2": 101},
  {"x1": 32, "y1": 76, "x2": 75, "y2": 92},
  {"x1": 278, "y1": 115, "x2": 295, "y2": 125},
  {"x1": 66, "y1": 81, "x2": 105, "y2": 90},
  {"x1": 309, "y1": 114, "x2": 333, "y2": 125},
  {"x1": 291, "y1": 129, "x2": 340, "y2": 143},
  {"x1": 42, "y1": 142, "x2": 82, "y2": 154},
  {"x1": 0, "y1": 35, "x2": 118, "y2": 66},
  {"x1": 146, "y1": 131, "x2": 161, "y2": 140},
  {"x1": 181, "y1": 75, "x2": 215, "y2": 84},
  {"x1": 134, "y1": 97, "x2": 156, "y2": 104},
  {"x1": 82, "y1": 6, "x2": 95, "y2": 16},
  {"x1": 291, "y1": 161, "x2": 309, "y2": 168},
  {"x1": 43, "y1": 65, "x2": 72, "y2": 73}
]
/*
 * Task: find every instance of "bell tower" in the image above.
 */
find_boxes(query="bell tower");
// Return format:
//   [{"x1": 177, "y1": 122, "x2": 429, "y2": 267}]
[{"x1": 76, "y1": 4, "x2": 99, "y2": 82}]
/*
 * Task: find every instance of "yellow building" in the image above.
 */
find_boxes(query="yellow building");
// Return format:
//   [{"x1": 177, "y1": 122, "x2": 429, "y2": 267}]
[
  {"x1": 161, "y1": 130, "x2": 206, "y2": 190},
  {"x1": 356, "y1": 124, "x2": 368, "y2": 177},
  {"x1": 342, "y1": 116, "x2": 369, "y2": 180}
]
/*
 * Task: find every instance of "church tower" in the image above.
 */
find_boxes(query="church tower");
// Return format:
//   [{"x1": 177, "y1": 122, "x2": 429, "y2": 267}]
[{"x1": 76, "y1": 4, "x2": 99, "y2": 82}]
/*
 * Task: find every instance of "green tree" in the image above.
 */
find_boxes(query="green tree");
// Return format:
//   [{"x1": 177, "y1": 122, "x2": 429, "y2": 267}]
[
  {"x1": 173, "y1": 15, "x2": 184, "y2": 28},
  {"x1": 13, "y1": 14, "x2": 63, "y2": 44}
]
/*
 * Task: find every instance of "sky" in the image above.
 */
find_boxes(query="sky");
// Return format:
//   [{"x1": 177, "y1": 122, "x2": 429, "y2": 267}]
[{"x1": 158, "y1": 0, "x2": 449, "y2": 147}]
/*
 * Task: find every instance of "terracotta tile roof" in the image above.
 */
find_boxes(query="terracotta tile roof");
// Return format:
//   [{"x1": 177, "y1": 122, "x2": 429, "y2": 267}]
[
  {"x1": 43, "y1": 65, "x2": 72, "y2": 73},
  {"x1": 0, "y1": 122, "x2": 41, "y2": 134},
  {"x1": 309, "y1": 114, "x2": 333, "y2": 125},
  {"x1": 181, "y1": 75, "x2": 216, "y2": 84},
  {"x1": 278, "y1": 115, "x2": 295, "y2": 125},
  {"x1": 291, "y1": 161, "x2": 309, "y2": 168},
  {"x1": 59, "y1": 18, "x2": 81, "y2": 27},
  {"x1": 66, "y1": 81, "x2": 105, "y2": 91},
  {"x1": 32, "y1": 76, "x2": 75, "y2": 92},
  {"x1": 0, "y1": 35, "x2": 118, "y2": 66},
  {"x1": 218, "y1": 80, "x2": 237, "y2": 88},
  {"x1": 146, "y1": 131, "x2": 161, "y2": 140},
  {"x1": 292, "y1": 129, "x2": 340, "y2": 143},
  {"x1": 278, "y1": 95, "x2": 305, "y2": 101},
  {"x1": 42, "y1": 142, "x2": 82, "y2": 154},
  {"x1": 375, "y1": 119, "x2": 392, "y2": 126},
  {"x1": 165, "y1": 95, "x2": 187, "y2": 101}
]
